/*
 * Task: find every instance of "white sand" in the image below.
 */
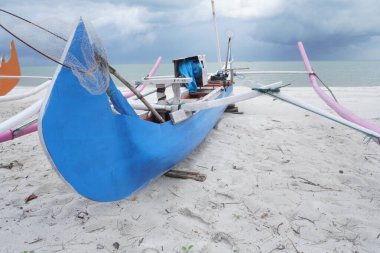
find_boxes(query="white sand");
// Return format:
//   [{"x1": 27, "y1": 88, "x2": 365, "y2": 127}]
[{"x1": 0, "y1": 86, "x2": 380, "y2": 253}]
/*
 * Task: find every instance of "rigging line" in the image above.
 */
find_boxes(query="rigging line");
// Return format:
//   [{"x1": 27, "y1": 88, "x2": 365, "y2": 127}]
[
  {"x1": 0, "y1": 9, "x2": 67, "y2": 41},
  {"x1": 0, "y1": 23, "x2": 104, "y2": 75},
  {"x1": 0, "y1": 9, "x2": 142, "y2": 88},
  {"x1": 0, "y1": 24, "x2": 71, "y2": 69},
  {"x1": 310, "y1": 72, "x2": 339, "y2": 103},
  {"x1": 0, "y1": 9, "x2": 102, "y2": 74},
  {"x1": 0, "y1": 8, "x2": 156, "y2": 118}
]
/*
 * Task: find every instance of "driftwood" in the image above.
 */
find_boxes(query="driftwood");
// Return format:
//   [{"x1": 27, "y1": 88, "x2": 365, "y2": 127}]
[
  {"x1": 225, "y1": 104, "x2": 239, "y2": 113},
  {"x1": 165, "y1": 170, "x2": 206, "y2": 182}
]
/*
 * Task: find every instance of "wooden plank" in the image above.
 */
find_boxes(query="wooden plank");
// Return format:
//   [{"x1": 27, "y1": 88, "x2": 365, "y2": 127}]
[{"x1": 165, "y1": 170, "x2": 206, "y2": 182}]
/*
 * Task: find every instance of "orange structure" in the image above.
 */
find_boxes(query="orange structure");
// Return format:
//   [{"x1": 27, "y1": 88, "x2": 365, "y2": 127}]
[{"x1": 0, "y1": 40, "x2": 21, "y2": 95}]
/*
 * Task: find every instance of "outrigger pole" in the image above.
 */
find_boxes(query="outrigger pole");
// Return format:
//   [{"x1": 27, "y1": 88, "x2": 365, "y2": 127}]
[
  {"x1": 0, "y1": 75, "x2": 51, "y2": 79},
  {"x1": 0, "y1": 100, "x2": 42, "y2": 134},
  {"x1": 260, "y1": 89, "x2": 380, "y2": 142},
  {"x1": 0, "y1": 80, "x2": 51, "y2": 102},
  {"x1": 211, "y1": 0, "x2": 222, "y2": 68}
]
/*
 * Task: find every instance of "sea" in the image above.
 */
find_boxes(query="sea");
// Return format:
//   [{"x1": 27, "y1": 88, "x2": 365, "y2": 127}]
[{"x1": 19, "y1": 61, "x2": 380, "y2": 87}]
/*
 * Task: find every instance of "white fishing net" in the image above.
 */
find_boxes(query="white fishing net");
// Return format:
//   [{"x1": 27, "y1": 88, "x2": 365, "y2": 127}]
[
  {"x1": 0, "y1": 9, "x2": 109, "y2": 94},
  {"x1": 66, "y1": 21, "x2": 109, "y2": 95}
]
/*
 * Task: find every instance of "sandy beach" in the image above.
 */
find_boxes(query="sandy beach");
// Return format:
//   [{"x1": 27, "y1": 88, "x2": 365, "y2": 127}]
[{"x1": 1, "y1": 86, "x2": 380, "y2": 253}]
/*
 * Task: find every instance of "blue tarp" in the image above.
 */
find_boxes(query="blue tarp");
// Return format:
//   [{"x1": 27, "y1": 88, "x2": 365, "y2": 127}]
[{"x1": 178, "y1": 60, "x2": 202, "y2": 93}]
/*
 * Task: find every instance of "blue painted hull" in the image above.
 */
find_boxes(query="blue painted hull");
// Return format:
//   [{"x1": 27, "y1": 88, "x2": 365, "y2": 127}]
[{"x1": 39, "y1": 20, "x2": 232, "y2": 201}]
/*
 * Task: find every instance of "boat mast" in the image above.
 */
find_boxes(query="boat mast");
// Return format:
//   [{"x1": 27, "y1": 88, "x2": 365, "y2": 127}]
[
  {"x1": 224, "y1": 35, "x2": 232, "y2": 72},
  {"x1": 211, "y1": 0, "x2": 222, "y2": 69}
]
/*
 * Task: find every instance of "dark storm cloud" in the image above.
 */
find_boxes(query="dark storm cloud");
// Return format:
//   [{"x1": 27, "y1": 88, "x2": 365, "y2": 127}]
[
  {"x1": 1, "y1": 0, "x2": 379, "y2": 65},
  {"x1": 250, "y1": 0, "x2": 380, "y2": 59}
]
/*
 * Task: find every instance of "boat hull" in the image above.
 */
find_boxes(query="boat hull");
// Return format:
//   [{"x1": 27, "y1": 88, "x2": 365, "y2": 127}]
[{"x1": 39, "y1": 20, "x2": 232, "y2": 201}]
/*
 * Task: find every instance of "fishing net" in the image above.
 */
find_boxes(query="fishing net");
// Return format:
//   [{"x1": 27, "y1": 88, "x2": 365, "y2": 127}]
[
  {"x1": 0, "y1": 9, "x2": 109, "y2": 95},
  {"x1": 66, "y1": 21, "x2": 110, "y2": 95}
]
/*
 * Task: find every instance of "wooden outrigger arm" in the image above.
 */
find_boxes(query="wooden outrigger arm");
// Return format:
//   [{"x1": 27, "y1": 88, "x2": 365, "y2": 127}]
[
  {"x1": 0, "y1": 100, "x2": 42, "y2": 134},
  {"x1": 259, "y1": 89, "x2": 380, "y2": 142},
  {"x1": 3, "y1": 79, "x2": 377, "y2": 144},
  {"x1": 0, "y1": 75, "x2": 51, "y2": 79},
  {"x1": 0, "y1": 80, "x2": 51, "y2": 102},
  {"x1": 141, "y1": 76, "x2": 380, "y2": 142}
]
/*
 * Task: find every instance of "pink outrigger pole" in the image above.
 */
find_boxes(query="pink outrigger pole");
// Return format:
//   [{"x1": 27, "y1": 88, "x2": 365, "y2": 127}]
[
  {"x1": 298, "y1": 42, "x2": 380, "y2": 142},
  {"x1": 124, "y1": 56, "x2": 162, "y2": 99},
  {"x1": 0, "y1": 56, "x2": 163, "y2": 143},
  {"x1": 0, "y1": 121, "x2": 38, "y2": 142}
]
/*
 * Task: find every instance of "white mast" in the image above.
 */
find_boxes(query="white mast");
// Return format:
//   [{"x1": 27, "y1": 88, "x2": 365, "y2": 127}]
[{"x1": 211, "y1": 0, "x2": 222, "y2": 69}]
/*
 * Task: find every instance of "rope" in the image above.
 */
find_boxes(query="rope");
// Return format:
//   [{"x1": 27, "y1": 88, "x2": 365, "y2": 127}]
[
  {"x1": 0, "y1": 9, "x2": 104, "y2": 75},
  {"x1": 252, "y1": 83, "x2": 291, "y2": 93},
  {"x1": 0, "y1": 9, "x2": 67, "y2": 41},
  {"x1": 0, "y1": 22, "x2": 103, "y2": 75},
  {"x1": 310, "y1": 72, "x2": 339, "y2": 103},
  {"x1": 363, "y1": 135, "x2": 380, "y2": 145}
]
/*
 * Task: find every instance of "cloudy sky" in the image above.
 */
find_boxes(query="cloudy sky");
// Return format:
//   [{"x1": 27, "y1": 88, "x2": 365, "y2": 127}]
[{"x1": 1, "y1": 0, "x2": 380, "y2": 65}]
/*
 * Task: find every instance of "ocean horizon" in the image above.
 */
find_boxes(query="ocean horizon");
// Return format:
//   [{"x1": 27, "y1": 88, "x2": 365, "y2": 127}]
[{"x1": 18, "y1": 61, "x2": 380, "y2": 87}]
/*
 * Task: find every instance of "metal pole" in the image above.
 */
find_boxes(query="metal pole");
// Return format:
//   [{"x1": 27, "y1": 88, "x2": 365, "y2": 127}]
[
  {"x1": 224, "y1": 37, "x2": 231, "y2": 72},
  {"x1": 211, "y1": 0, "x2": 222, "y2": 68}
]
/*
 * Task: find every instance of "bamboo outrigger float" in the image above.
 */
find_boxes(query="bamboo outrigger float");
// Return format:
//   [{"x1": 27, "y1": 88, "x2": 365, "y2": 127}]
[{"x1": 298, "y1": 42, "x2": 380, "y2": 141}]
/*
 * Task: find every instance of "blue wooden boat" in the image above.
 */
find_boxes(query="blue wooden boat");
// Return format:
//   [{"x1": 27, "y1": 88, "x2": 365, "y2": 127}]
[
  {"x1": 39, "y1": 20, "x2": 233, "y2": 202},
  {"x1": 2, "y1": 6, "x2": 378, "y2": 204}
]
